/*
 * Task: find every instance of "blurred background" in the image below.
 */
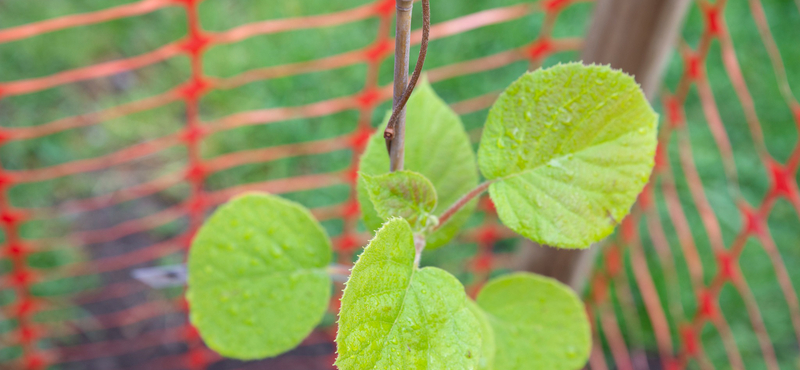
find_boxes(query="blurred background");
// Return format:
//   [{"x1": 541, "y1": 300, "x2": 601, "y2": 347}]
[{"x1": 0, "y1": 0, "x2": 798, "y2": 369}]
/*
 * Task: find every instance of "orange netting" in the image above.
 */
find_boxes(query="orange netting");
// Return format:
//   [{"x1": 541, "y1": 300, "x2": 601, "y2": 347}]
[
  {"x1": 0, "y1": 0, "x2": 797, "y2": 369},
  {"x1": 586, "y1": 1, "x2": 800, "y2": 369}
]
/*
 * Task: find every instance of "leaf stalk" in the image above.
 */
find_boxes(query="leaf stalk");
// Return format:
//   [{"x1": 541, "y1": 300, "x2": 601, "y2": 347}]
[{"x1": 433, "y1": 180, "x2": 493, "y2": 232}]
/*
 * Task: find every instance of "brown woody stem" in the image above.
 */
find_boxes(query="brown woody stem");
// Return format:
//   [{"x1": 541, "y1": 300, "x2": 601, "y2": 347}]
[
  {"x1": 385, "y1": 0, "x2": 431, "y2": 172},
  {"x1": 413, "y1": 234, "x2": 426, "y2": 268},
  {"x1": 326, "y1": 264, "x2": 352, "y2": 283}
]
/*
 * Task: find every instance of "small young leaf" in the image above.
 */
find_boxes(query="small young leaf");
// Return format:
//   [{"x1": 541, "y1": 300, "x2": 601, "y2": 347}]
[
  {"x1": 361, "y1": 170, "x2": 438, "y2": 231},
  {"x1": 476, "y1": 273, "x2": 590, "y2": 370},
  {"x1": 467, "y1": 299, "x2": 496, "y2": 370},
  {"x1": 478, "y1": 63, "x2": 658, "y2": 249},
  {"x1": 187, "y1": 193, "x2": 332, "y2": 360},
  {"x1": 335, "y1": 218, "x2": 481, "y2": 369},
  {"x1": 358, "y1": 78, "x2": 480, "y2": 248}
]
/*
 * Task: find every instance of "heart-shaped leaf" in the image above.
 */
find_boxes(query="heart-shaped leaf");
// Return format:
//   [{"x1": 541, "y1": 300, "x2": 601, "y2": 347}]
[
  {"x1": 361, "y1": 170, "x2": 438, "y2": 232},
  {"x1": 187, "y1": 193, "x2": 332, "y2": 360},
  {"x1": 476, "y1": 273, "x2": 591, "y2": 370},
  {"x1": 467, "y1": 299, "x2": 496, "y2": 370},
  {"x1": 358, "y1": 78, "x2": 480, "y2": 249},
  {"x1": 478, "y1": 63, "x2": 658, "y2": 249},
  {"x1": 335, "y1": 218, "x2": 482, "y2": 369}
]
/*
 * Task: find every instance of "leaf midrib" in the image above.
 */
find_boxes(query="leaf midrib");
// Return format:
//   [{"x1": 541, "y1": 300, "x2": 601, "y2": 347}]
[
  {"x1": 385, "y1": 185, "x2": 433, "y2": 215},
  {"x1": 496, "y1": 128, "x2": 643, "y2": 183},
  {"x1": 376, "y1": 268, "x2": 420, "y2": 366},
  {"x1": 338, "y1": 264, "x2": 419, "y2": 366}
]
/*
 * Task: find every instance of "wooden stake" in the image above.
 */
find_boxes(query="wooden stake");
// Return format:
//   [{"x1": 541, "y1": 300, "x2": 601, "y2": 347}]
[{"x1": 518, "y1": 0, "x2": 691, "y2": 291}]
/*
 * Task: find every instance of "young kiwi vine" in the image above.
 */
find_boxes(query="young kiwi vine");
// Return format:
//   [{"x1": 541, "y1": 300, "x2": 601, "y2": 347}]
[{"x1": 384, "y1": 0, "x2": 431, "y2": 151}]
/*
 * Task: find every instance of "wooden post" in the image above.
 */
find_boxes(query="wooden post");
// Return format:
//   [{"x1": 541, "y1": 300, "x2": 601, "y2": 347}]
[
  {"x1": 516, "y1": 0, "x2": 691, "y2": 291},
  {"x1": 581, "y1": 0, "x2": 692, "y2": 98}
]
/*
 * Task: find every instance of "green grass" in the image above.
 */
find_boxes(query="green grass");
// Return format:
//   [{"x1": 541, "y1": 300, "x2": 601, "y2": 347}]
[
  {"x1": 622, "y1": 0, "x2": 800, "y2": 368},
  {"x1": 0, "y1": 0, "x2": 799, "y2": 368}
]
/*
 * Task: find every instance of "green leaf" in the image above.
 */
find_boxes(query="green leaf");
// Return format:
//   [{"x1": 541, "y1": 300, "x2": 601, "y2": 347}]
[
  {"x1": 361, "y1": 170, "x2": 438, "y2": 231},
  {"x1": 476, "y1": 273, "x2": 591, "y2": 370},
  {"x1": 335, "y1": 218, "x2": 482, "y2": 369},
  {"x1": 187, "y1": 193, "x2": 332, "y2": 360},
  {"x1": 467, "y1": 299, "x2": 496, "y2": 370},
  {"x1": 478, "y1": 63, "x2": 658, "y2": 249},
  {"x1": 357, "y1": 78, "x2": 480, "y2": 248}
]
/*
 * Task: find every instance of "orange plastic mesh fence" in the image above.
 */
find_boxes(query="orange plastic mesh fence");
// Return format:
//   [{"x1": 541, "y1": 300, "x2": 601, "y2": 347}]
[
  {"x1": 586, "y1": 1, "x2": 800, "y2": 369},
  {"x1": 0, "y1": 0, "x2": 797, "y2": 369}
]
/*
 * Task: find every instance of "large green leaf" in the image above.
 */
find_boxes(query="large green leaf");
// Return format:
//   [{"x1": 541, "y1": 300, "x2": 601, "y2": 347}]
[
  {"x1": 335, "y1": 218, "x2": 482, "y2": 369},
  {"x1": 467, "y1": 299, "x2": 496, "y2": 370},
  {"x1": 476, "y1": 273, "x2": 590, "y2": 370},
  {"x1": 357, "y1": 79, "x2": 480, "y2": 248},
  {"x1": 361, "y1": 170, "x2": 438, "y2": 232},
  {"x1": 478, "y1": 63, "x2": 658, "y2": 249},
  {"x1": 187, "y1": 193, "x2": 332, "y2": 360}
]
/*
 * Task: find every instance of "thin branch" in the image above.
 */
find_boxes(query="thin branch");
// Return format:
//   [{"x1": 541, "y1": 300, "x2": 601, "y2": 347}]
[
  {"x1": 413, "y1": 233, "x2": 426, "y2": 268},
  {"x1": 433, "y1": 180, "x2": 493, "y2": 232},
  {"x1": 385, "y1": 0, "x2": 431, "y2": 171},
  {"x1": 326, "y1": 264, "x2": 352, "y2": 283}
]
